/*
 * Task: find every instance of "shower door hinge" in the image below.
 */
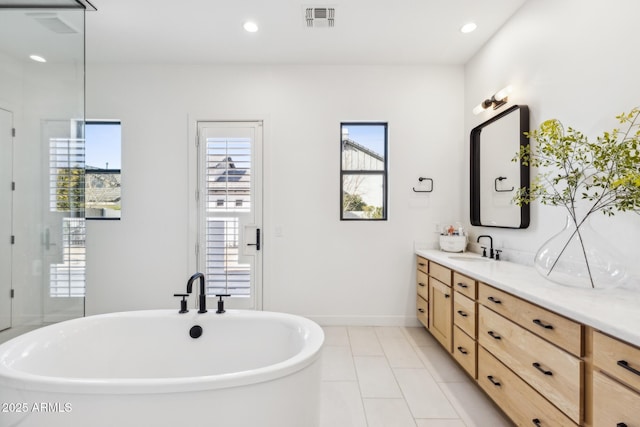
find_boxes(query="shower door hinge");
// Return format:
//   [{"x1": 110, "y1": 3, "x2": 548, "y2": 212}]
[
  {"x1": 12, "y1": 181, "x2": 15, "y2": 191},
  {"x1": 12, "y1": 128, "x2": 16, "y2": 137},
  {"x1": 10, "y1": 235, "x2": 15, "y2": 244},
  {"x1": 10, "y1": 289, "x2": 14, "y2": 298}
]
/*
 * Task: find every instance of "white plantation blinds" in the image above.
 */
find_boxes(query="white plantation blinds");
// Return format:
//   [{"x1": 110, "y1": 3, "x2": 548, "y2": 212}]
[
  {"x1": 49, "y1": 138, "x2": 85, "y2": 212},
  {"x1": 48, "y1": 137, "x2": 86, "y2": 297},
  {"x1": 204, "y1": 138, "x2": 252, "y2": 296}
]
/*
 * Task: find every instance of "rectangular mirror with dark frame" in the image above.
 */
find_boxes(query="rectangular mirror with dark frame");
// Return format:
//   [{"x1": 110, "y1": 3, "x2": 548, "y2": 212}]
[{"x1": 470, "y1": 105, "x2": 530, "y2": 228}]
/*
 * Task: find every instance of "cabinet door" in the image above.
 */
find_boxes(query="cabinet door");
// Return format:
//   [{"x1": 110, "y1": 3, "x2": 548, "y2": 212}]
[
  {"x1": 429, "y1": 277, "x2": 452, "y2": 352},
  {"x1": 593, "y1": 370, "x2": 640, "y2": 427}
]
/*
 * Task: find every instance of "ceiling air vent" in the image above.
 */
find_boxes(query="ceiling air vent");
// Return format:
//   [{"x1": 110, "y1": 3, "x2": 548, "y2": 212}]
[
  {"x1": 27, "y1": 13, "x2": 78, "y2": 34},
  {"x1": 305, "y1": 7, "x2": 335, "y2": 28}
]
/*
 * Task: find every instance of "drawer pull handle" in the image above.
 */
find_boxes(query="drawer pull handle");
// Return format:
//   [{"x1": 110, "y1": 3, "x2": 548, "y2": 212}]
[
  {"x1": 617, "y1": 360, "x2": 640, "y2": 377},
  {"x1": 532, "y1": 419, "x2": 541, "y2": 426},
  {"x1": 457, "y1": 346, "x2": 468, "y2": 355},
  {"x1": 487, "y1": 375, "x2": 501, "y2": 386},
  {"x1": 532, "y1": 362, "x2": 553, "y2": 376},
  {"x1": 533, "y1": 319, "x2": 554, "y2": 330},
  {"x1": 487, "y1": 296, "x2": 502, "y2": 304},
  {"x1": 445, "y1": 294, "x2": 451, "y2": 299},
  {"x1": 457, "y1": 310, "x2": 468, "y2": 318},
  {"x1": 418, "y1": 308, "x2": 425, "y2": 313},
  {"x1": 488, "y1": 331, "x2": 501, "y2": 340},
  {"x1": 418, "y1": 282, "x2": 426, "y2": 287},
  {"x1": 457, "y1": 282, "x2": 468, "y2": 289},
  {"x1": 418, "y1": 262, "x2": 426, "y2": 267}
]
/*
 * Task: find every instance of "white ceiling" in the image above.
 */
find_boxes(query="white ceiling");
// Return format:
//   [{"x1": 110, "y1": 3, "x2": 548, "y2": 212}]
[{"x1": 85, "y1": 0, "x2": 527, "y2": 65}]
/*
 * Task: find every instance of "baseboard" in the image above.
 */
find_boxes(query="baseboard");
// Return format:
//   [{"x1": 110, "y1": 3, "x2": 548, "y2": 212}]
[{"x1": 306, "y1": 315, "x2": 421, "y2": 327}]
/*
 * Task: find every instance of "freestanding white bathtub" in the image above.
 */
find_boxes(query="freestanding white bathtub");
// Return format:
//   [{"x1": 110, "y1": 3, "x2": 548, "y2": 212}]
[{"x1": 0, "y1": 309, "x2": 324, "y2": 427}]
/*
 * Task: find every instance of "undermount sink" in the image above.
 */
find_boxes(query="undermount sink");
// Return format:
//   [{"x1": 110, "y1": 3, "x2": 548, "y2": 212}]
[{"x1": 448, "y1": 256, "x2": 490, "y2": 262}]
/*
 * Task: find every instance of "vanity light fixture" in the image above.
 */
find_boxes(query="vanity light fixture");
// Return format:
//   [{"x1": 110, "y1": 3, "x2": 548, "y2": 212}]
[
  {"x1": 243, "y1": 21, "x2": 259, "y2": 33},
  {"x1": 29, "y1": 54, "x2": 47, "y2": 63},
  {"x1": 460, "y1": 22, "x2": 477, "y2": 33},
  {"x1": 472, "y1": 85, "x2": 513, "y2": 115}
]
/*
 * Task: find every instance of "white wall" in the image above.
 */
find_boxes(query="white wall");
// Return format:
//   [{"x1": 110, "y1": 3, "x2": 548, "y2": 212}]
[
  {"x1": 85, "y1": 64, "x2": 465, "y2": 323},
  {"x1": 464, "y1": 0, "x2": 640, "y2": 279}
]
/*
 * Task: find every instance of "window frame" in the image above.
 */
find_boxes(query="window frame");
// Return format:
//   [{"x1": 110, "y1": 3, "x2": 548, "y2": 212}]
[
  {"x1": 84, "y1": 120, "x2": 122, "y2": 220},
  {"x1": 340, "y1": 122, "x2": 388, "y2": 221}
]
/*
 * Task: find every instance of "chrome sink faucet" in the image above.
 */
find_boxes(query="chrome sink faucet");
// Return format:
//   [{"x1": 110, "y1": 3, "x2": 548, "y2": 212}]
[
  {"x1": 477, "y1": 235, "x2": 494, "y2": 259},
  {"x1": 186, "y1": 272, "x2": 208, "y2": 313}
]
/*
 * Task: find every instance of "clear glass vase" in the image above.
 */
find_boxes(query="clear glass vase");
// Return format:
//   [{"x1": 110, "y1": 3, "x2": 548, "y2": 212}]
[{"x1": 534, "y1": 213, "x2": 627, "y2": 289}]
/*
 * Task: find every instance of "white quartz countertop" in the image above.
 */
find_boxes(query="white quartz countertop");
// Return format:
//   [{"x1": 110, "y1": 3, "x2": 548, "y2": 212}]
[{"x1": 415, "y1": 249, "x2": 640, "y2": 347}]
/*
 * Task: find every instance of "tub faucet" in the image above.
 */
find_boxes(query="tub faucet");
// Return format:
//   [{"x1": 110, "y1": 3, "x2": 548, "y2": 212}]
[
  {"x1": 477, "y1": 235, "x2": 494, "y2": 259},
  {"x1": 186, "y1": 272, "x2": 207, "y2": 313}
]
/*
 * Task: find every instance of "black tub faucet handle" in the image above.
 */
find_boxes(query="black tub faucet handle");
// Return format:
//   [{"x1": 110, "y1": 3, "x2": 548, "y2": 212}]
[
  {"x1": 215, "y1": 294, "x2": 231, "y2": 314},
  {"x1": 173, "y1": 293, "x2": 189, "y2": 313}
]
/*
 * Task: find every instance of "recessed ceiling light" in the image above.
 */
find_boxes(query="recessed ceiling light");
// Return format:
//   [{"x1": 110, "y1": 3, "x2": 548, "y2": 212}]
[
  {"x1": 29, "y1": 55, "x2": 47, "y2": 63},
  {"x1": 460, "y1": 22, "x2": 477, "y2": 33},
  {"x1": 243, "y1": 21, "x2": 259, "y2": 33}
]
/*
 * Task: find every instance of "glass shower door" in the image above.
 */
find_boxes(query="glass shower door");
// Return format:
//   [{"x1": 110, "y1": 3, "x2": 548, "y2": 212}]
[{"x1": 0, "y1": 6, "x2": 86, "y2": 333}]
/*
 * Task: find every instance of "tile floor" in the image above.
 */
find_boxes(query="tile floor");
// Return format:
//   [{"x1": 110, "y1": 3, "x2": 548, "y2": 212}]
[{"x1": 319, "y1": 325, "x2": 513, "y2": 427}]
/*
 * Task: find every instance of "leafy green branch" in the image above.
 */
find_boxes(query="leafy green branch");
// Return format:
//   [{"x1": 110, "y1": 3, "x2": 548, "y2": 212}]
[
  {"x1": 513, "y1": 108, "x2": 640, "y2": 288},
  {"x1": 514, "y1": 107, "x2": 640, "y2": 221}
]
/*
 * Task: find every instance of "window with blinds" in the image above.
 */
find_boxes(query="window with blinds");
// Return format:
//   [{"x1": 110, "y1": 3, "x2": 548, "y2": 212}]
[
  {"x1": 48, "y1": 137, "x2": 86, "y2": 297},
  {"x1": 203, "y1": 138, "x2": 252, "y2": 296}
]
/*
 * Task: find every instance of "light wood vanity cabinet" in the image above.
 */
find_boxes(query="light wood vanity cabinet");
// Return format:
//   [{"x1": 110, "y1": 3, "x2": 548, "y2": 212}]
[{"x1": 415, "y1": 253, "x2": 640, "y2": 426}]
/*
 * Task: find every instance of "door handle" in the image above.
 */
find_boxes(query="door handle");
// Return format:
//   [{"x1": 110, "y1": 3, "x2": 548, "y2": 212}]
[{"x1": 246, "y1": 228, "x2": 261, "y2": 250}]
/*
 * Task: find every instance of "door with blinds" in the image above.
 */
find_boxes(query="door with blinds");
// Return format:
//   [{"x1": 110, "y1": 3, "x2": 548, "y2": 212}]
[
  {"x1": 197, "y1": 121, "x2": 262, "y2": 310},
  {"x1": 42, "y1": 120, "x2": 85, "y2": 323}
]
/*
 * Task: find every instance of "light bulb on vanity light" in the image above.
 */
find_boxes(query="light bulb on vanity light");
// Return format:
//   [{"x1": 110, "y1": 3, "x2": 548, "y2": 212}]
[
  {"x1": 494, "y1": 85, "x2": 513, "y2": 102},
  {"x1": 472, "y1": 85, "x2": 514, "y2": 115}
]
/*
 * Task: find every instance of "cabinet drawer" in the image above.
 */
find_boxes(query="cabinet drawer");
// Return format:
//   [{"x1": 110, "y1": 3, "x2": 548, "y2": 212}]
[
  {"x1": 593, "y1": 370, "x2": 640, "y2": 427},
  {"x1": 453, "y1": 272, "x2": 476, "y2": 299},
  {"x1": 417, "y1": 295, "x2": 428, "y2": 328},
  {"x1": 417, "y1": 270, "x2": 429, "y2": 301},
  {"x1": 453, "y1": 326, "x2": 476, "y2": 378},
  {"x1": 478, "y1": 346, "x2": 578, "y2": 427},
  {"x1": 593, "y1": 330, "x2": 640, "y2": 392},
  {"x1": 417, "y1": 256, "x2": 428, "y2": 274},
  {"x1": 453, "y1": 292, "x2": 476, "y2": 337},
  {"x1": 478, "y1": 283, "x2": 582, "y2": 356},
  {"x1": 429, "y1": 261, "x2": 451, "y2": 286},
  {"x1": 478, "y1": 305, "x2": 582, "y2": 423}
]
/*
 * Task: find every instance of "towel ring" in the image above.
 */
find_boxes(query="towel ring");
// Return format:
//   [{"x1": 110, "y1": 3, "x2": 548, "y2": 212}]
[{"x1": 413, "y1": 177, "x2": 433, "y2": 193}]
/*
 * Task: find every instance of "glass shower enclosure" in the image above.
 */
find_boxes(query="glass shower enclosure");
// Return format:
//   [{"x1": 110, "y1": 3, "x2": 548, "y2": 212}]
[{"x1": 0, "y1": 1, "x2": 91, "y2": 336}]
